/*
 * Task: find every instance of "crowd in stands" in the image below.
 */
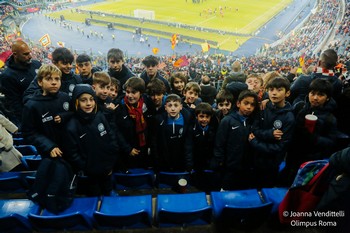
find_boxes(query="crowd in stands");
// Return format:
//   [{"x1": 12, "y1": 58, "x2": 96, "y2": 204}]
[
  {"x1": 0, "y1": 0, "x2": 350, "y2": 231},
  {"x1": 261, "y1": 0, "x2": 341, "y2": 59},
  {"x1": 0, "y1": 4, "x2": 15, "y2": 20}
]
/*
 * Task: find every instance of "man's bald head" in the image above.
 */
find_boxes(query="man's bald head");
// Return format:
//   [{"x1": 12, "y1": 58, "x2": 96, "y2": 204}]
[{"x1": 12, "y1": 40, "x2": 32, "y2": 65}]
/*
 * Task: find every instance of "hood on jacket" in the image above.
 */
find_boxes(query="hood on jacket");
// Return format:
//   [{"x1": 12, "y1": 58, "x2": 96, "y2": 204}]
[{"x1": 71, "y1": 84, "x2": 96, "y2": 111}]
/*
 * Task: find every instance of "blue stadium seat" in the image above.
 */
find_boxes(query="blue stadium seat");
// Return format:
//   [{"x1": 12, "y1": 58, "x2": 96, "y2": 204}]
[
  {"x1": 0, "y1": 171, "x2": 36, "y2": 193},
  {"x1": 94, "y1": 195, "x2": 152, "y2": 229},
  {"x1": 261, "y1": 187, "x2": 288, "y2": 214},
  {"x1": 211, "y1": 189, "x2": 273, "y2": 229},
  {"x1": 28, "y1": 197, "x2": 98, "y2": 231},
  {"x1": 0, "y1": 199, "x2": 40, "y2": 233},
  {"x1": 156, "y1": 171, "x2": 191, "y2": 189},
  {"x1": 113, "y1": 168, "x2": 155, "y2": 190},
  {"x1": 156, "y1": 192, "x2": 212, "y2": 227},
  {"x1": 15, "y1": 145, "x2": 38, "y2": 156}
]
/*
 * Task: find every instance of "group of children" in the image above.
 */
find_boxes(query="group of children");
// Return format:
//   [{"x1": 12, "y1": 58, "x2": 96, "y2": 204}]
[{"x1": 1, "y1": 45, "x2": 341, "y2": 195}]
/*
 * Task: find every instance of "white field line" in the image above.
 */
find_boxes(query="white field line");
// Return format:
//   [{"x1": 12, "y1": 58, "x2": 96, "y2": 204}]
[{"x1": 240, "y1": 0, "x2": 290, "y2": 33}]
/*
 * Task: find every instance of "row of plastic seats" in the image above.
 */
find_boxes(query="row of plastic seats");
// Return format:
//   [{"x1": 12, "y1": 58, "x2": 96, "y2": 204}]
[
  {"x1": 0, "y1": 188, "x2": 288, "y2": 232},
  {"x1": 0, "y1": 169, "x2": 220, "y2": 194}
]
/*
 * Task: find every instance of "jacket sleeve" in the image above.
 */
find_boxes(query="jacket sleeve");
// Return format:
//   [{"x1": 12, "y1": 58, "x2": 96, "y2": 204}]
[
  {"x1": 0, "y1": 114, "x2": 18, "y2": 150},
  {"x1": 184, "y1": 124, "x2": 194, "y2": 171},
  {"x1": 329, "y1": 147, "x2": 350, "y2": 174},
  {"x1": 1, "y1": 75, "x2": 23, "y2": 120},
  {"x1": 23, "y1": 79, "x2": 40, "y2": 104},
  {"x1": 250, "y1": 114, "x2": 295, "y2": 154},
  {"x1": 314, "y1": 115, "x2": 337, "y2": 148},
  {"x1": 21, "y1": 104, "x2": 57, "y2": 157},
  {"x1": 212, "y1": 118, "x2": 230, "y2": 169}
]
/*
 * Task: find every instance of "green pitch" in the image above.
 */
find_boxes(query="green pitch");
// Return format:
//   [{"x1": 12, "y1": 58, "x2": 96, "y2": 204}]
[
  {"x1": 49, "y1": 0, "x2": 291, "y2": 51},
  {"x1": 82, "y1": 0, "x2": 290, "y2": 34}
]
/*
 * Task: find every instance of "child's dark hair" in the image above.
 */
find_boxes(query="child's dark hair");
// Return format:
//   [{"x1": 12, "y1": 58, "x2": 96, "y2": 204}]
[
  {"x1": 147, "y1": 78, "x2": 166, "y2": 95},
  {"x1": 266, "y1": 76, "x2": 290, "y2": 91},
  {"x1": 124, "y1": 77, "x2": 145, "y2": 93},
  {"x1": 165, "y1": 94, "x2": 182, "y2": 103},
  {"x1": 52, "y1": 47, "x2": 74, "y2": 64},
  {"x1": 237, "y1": 90, "x2": 259, "y2": 108},
  {"x1": 169, "y1": 72, "x2": 188, "y2": 89},
  {"x1": 76, "y1": 53, "x2": 91, "y2": 63},
  {"x1": 309, "y1": 78, "x2": 333, "y2": 97},
  {"x1": 107, "y1": 48, "x2": 124, "y2": 61},
  {"x1": 216, "y1": 89, "x2": 234, "y2": 104},
  {"x1": 142, "y1": 55, "x2": 159, "y2": 67},
  {"x1": 195, "y1": 102, "x2": 214, "y2": 116}
]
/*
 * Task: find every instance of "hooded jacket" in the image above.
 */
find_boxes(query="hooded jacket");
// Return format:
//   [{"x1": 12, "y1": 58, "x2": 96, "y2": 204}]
[
  {"x1": 0, "y1": 56, "x2": 41, "y2": 126},
  {"x1": 63, "y1": 84, "x2": 119, "y2": 175}
]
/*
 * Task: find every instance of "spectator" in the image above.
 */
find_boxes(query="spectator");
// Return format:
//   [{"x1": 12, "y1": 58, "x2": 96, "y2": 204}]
[{"x1": 0, "y1": 40, "x2": 41, "y2": 128}]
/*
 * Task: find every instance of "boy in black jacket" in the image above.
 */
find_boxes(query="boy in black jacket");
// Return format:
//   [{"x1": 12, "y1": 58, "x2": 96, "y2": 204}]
[
  {"x1": 22, "y1": 64, "x2": 70, "y2": 158},
  {"x1": 23, "y1": 47, "x2": 82, "y2": 102},
  {"x1": 63, "y1": 84, "x2": 119, "y2": 196},
  {"x1": 193, "y1": 102, "x2": 218, "y2": 171},
  {"x1": 249, "y1": 77, "x2": 295, "y2": 188},
  {"x1": 213, "y1": 90, "x2": 258, "y2": 190},
  {"x1": 152, "y1": 94, "x2": 194, "y2": 172}
]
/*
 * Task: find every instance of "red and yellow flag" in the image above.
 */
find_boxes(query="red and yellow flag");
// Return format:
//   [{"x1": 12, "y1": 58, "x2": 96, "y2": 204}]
[
  {"x1": 171, "y1": 34, "x2": 177, "y2": 50},
  {"x1": 39, "y1": 34, "x2": 51, "y2": 47},
  {"x1": 174, "y1": 55, "x2": 189, "y2": 67}
]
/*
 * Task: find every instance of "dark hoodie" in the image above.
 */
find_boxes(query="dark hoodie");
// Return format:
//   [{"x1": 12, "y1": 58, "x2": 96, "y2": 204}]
[
  {"x1": 0, "y1": 55, "x2": 41, "y2": 126},
  {"x1": 287, "y1": 97, "x2": 338, "y2": 169},
  {"x1": 21, "y1": 90, "x2": 70, "y2": 158},
  {"x1": 63, "y1": 84, "x2": 119, "y2": 175},
  {"x1": 108, "y1": 64, "x2": 134, "y2": 95}
]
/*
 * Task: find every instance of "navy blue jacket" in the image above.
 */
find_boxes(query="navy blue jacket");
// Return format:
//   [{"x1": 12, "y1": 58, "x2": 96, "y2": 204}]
[
  {"x1": 192, "y1": 117, "x2": 218, "y2": 171},
  {"x1": 23, "y1": 71, "x2": 82, "y2": 103},
  {"x1": 0, "y1": 56, "x2": 41, "y2": 126},
  {"x1": 213, "y1": 110, "x2": 255, "y2": 189},
  {"x1": 290, "y1": 72, "x2": 342, "y2": 104},
  {"x1": 152, "y1": 108, "x2": 194, "y2": 171},
  {"x1": 63, "y1": 111, "x2": 119, "y2": 175},
  {"x1": 250, "y1": 101, "x2": 295, "y2": 169},
  {"x1": 288, "y1": 98, "x2": 338, "y2": 163},
  {"x1": 108, "y1": 64, "x2": 134, "y2": 95},
  {"x1": 21, "y1": 90, "x2": 71, "y2": 158}
]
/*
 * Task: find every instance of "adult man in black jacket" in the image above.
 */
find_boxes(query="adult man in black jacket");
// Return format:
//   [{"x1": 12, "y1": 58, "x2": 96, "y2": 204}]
[{"x1": 0, "y1": 40, "x2": 41, "y2": 127}]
